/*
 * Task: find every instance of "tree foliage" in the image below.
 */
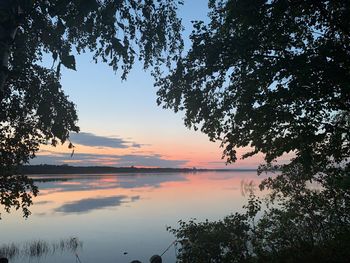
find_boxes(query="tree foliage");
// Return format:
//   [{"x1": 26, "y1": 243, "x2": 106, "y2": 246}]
[
  {"x1": 170, "y1": 165, "x2": 350, "y2": 263},
  {"x1": 0, "y1": 0, "x2": 183, "y2": 217},
  {"x1": 156, "y1": 0, "x2": 350, "y2": 170},
  {"x1": 162, "y1": 1, "x2": 350, "y2": 261}
]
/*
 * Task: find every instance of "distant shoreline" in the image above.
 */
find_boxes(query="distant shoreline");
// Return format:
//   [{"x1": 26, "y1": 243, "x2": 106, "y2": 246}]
[{"x1": 18, "y1": 164, "x2": 257, "y2": 175}]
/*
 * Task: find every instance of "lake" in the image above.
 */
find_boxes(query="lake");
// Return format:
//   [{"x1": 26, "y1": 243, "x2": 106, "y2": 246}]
[{"x1": 0, "y1": 171, "x2": 267, "y2": 262}]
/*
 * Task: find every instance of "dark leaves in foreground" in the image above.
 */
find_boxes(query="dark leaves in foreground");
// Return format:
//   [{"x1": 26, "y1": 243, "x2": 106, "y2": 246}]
[
  {"x1": 0, "y1": 0, "x2": 183, "y2": 217},
  {"x1": 164, "y1": 1, "x2": 350, "y2": 262}
]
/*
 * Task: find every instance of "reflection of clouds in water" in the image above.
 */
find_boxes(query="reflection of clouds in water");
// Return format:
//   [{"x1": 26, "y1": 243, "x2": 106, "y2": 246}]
[
  {"x1": 205, "y1": 172, "x2": 257, "y2": 181},
  {"x1": 223, "y1": 186, "x2": 239, "y2": 191},
  {"x1": 40, "y1": 174, "x2": 188, "y2": 215},
  {"x1": 34, "y1": 200, "x2": 53, "y2": 205},
  {"x1": 55, "y1": 195, "x2": 140, "y2": 214},
  {"x1": 32, "y1": 178, "x2": 71, "y2": 183},
  {"x1": 35, "y1": 174, "x2": 188, "y2": 194},
  {"x1": 117, "y1": 174, "x2": 187, "y2": 189},
  {"x1": 37, "y1": 188, "x2": 66, "y2": 196},
  {"x1": 35, "y1": 212, "x2": 47, "y2": 216},
  {"x1": 59, "y1": 181, "x2": 82, "y2": 185},
  {"x1": 130, "y1": 196, "x2": 140, "y2": 202}
]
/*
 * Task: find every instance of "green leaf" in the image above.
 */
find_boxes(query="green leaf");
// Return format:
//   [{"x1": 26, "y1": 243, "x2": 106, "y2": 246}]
[{"x1": 61, "y1": 54, "x2": 76, "y2": 70}]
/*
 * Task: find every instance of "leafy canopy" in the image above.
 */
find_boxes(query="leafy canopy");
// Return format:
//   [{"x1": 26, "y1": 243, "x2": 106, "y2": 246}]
[
  {"x1": 156, "y1": 0, "x2": 350, "y2": 171},
  {"x1": 0, "y1": 0, "x2": 183, "y2": 217},
  {"x1": 170, "y1": 165, "x2": 350, "y2": 263},
  {"x1": 160, "y1": 1, "x2": 350, "y2": 261}
]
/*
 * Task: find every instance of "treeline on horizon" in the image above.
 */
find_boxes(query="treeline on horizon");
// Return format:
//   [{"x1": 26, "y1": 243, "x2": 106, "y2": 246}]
[{"x1": 17, "y1": 164, "x2": 257, "y2": 175}]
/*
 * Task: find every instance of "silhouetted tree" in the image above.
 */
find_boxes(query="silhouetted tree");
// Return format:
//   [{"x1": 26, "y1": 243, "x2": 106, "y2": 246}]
[
  {"x1": 0, "y1": 0, "x2": 183, "y2": 217},
  {"x1": 156, "y1": 0, "x2": 350, "y2": 173},
  {"x1": 160, "y1": 1, "x2": 350, "y2": 261}
]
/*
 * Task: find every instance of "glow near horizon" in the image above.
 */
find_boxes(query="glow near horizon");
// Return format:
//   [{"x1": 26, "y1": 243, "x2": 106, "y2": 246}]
[{"x1": 33, "y1": 2, "x2": 268, "y2": 169}]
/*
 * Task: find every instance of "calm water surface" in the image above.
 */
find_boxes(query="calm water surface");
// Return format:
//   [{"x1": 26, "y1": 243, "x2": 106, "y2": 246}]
[{"x1": 0, "y1": 171, "x2": 267, "y2": 262}]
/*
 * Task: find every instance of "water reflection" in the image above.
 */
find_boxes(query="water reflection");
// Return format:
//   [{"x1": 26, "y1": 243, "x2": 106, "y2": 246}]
[
  {"x1": 34, "y1": 200, "x2": 53, "y2": 205},
  {"x1": 0, "y1": 171, "x2": 267, "y2": 263},
  {"x1": 117, "y1": 174, "x2": 188, "y2": 189},
  {"x1": 0, "y1": 238, "x2": 82, "y2": 261},
  {"x1": 32, "y1": 178, "x2": 72, "y2": 183},
  {"x1": 33, "y1": 173, "x2": 188, "y2": 195},
  {"x1": 55, "y1": 195, "x2": 140, "y2": 214}
]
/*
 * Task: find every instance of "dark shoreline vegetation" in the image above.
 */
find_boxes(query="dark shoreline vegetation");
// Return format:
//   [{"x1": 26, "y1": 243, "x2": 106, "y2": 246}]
[{"x1": 18, "y1": 164, "x2": 257, "y2": 175}]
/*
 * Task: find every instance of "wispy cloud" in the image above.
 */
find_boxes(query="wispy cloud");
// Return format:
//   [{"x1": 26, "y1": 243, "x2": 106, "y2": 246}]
[
  {"x1": 32, "y1": 152, "x2": 188, "y2": 168},
  {"x1": 69, "y1": 132, "x2": 141, "y2": 149}
]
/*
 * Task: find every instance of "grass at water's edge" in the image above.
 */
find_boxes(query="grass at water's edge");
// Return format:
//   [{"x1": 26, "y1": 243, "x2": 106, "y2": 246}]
[{"x1": 0, "y1": 237, "x2": 82, "y2": 260}]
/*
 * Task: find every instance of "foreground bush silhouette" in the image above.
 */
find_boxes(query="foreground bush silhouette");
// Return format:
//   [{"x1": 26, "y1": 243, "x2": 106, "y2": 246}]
[
  {"x1": 158, "y1": 0, "x2": 350, "y2": 261},
  {"x1": 170, "y1": 165, "x2": 350, "y2": 263}
]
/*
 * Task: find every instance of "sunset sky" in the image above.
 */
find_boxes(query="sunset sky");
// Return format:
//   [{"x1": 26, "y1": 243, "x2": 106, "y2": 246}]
[{"x1": 32, "y1": 2, "x2": 267, "y2": 169}]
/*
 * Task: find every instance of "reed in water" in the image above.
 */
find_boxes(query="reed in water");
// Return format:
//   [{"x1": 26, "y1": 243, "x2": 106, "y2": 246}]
[{"x1": 0, "y1": 237, "x2": 82, "y2": 260}]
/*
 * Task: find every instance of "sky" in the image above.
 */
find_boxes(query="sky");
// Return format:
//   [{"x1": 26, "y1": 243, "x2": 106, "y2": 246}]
[{"x1": 32, "y1": 1, "x2": 267, "y2": 169}]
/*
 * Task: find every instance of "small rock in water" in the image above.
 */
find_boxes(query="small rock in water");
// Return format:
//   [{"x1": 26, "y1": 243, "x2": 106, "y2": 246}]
[
  {"x1": 130, "y1": 261, "x2": 142, "y2": 263},
  {"x1": 123, "y1": 252, "x2": 128, "y2": 255}
]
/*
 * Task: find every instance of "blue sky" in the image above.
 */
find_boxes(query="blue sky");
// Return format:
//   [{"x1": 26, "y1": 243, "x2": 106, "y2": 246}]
[{"x1": 32, "y1": 1, "x2": 265, "y2": 169}]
